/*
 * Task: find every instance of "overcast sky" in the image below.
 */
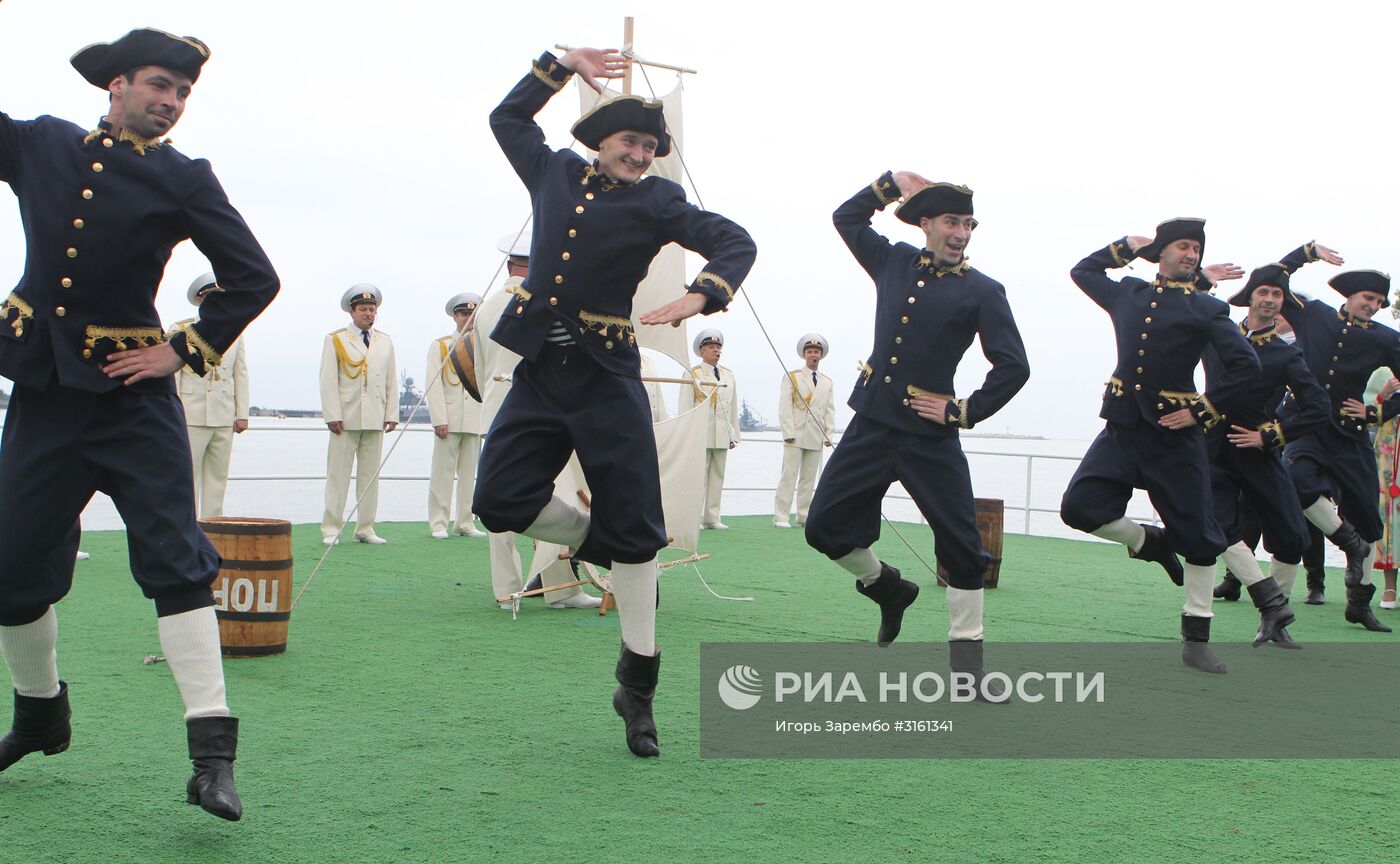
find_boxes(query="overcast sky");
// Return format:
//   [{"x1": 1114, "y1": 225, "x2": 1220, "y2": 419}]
[{"x1": 2, "y1": 0, "x2": 1396, "y2": 439}]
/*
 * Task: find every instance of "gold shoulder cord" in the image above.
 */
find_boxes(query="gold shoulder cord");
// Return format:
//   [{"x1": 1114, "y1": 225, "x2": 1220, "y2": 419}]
[
  {"x1": 332, "y1": 333, "x2": 368, "y2": 380},
  {"x1": 438, "y1": 339, "x2": 460, "y2": 386}
]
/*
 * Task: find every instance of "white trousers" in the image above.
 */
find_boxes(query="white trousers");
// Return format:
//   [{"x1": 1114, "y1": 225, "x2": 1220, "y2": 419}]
[
  {"x1": 773, "y1": 445, "x2": 821, "y2": 524},
  {"x1": 703, "y1": 448, "x2": 728, "y2": 525},
  {"x1": 322, "y1": 429, "x2": 383, "y2": 538},
  {"x1": 488, "y1": 531, "x2": 582, "y2": 602},
  {"x1": 187, "y1": 424, "x2": 234, "y2": 519},
  {"x1": 428, "y1": 432, "x2": 481, "y2": 533}
]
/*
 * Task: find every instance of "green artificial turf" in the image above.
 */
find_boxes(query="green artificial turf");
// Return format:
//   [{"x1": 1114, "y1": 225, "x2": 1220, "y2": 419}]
[{"x1": 1, "y1": 518, "x2": 1396, "y2": 863}]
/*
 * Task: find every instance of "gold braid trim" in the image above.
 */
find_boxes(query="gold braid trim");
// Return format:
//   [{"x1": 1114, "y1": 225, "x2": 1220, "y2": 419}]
[
  {"x1": 1247, "y1": 329, "x2": 1278, "y2": 346},
  {"x1": 1, "y1": 292, "x2": 35, "y2": 337},
  {"x1": 1158, "y1": 390, "x2": 1223, "y2": 432},
  {"x1": 437, "y1": 338, "x2": 461, "y2": 386},
  {"x1": 531, "y1": 60, "x2": 568, "y2": 91},
  {"x1": 871, "y1": 177, "x2": 895, "y2": 206},
  {"x1": 174, "y1": 322, "x2": 221, "y2": 366},
  {"x1": 579, "y1": 310, "x2": 636, "y2": 346},
  {"x1": 690, "y1": 365, "x2": 718, "y2": 405},
  {"x1": 906, "y1": 384, "x2": 956, "y2": 402},
  {"x1": 1109, "y1": 241, "x2": 1130, "y2": 267},
  {"x1": 952, "y1": 398, "x2": 971, "y2": 429},
  {"x1": 1304, "y1": 241, "x2": 1319, "y2": 263},
  {"x1": 1259, "y1": 420, "x2": 1286, "y2": 448},
  {"x1": 1105, "y1": 376, "x2": 1124, "y2": 398},
  {"x1": 84, "y1": 325, "x2": 165, "y2": 353},
  {"x1": 1196, "y1": 394, "x2": 1224, "y2": 433},
  {"x1": 506, "y1": 283, "x2": 533, "y2": 302},
  {"x1": 83, "y1": 128, "x2": 166, "y2": 155},
  {"x1": 857, "y1": 360, "x2": 873, "y2": 388},
  {"x1": 695, "y1": 271, "x2": 736, "y2": 302},
  {"x1": 331, "y1": 332, "x2": 368, "y2": 380},
  {"x1": 1157, "y1": 277, "x2": 1198, "y2": 294},
  {"x1": 789, "y1": 372, "x2": 815, "y2": 408},
  {"x1": 916, "y1": 256, "x2": 971, "y2": 278}
]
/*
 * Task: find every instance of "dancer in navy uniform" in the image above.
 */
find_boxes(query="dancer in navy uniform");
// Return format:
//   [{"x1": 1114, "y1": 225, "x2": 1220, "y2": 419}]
[
  {"x1": 1202, "y1": 259, "x2": 1333, "y2": 645},
  {"x1": 1273, "y1": 245, "x2": 1399, "y2": 633},
  {"x1": 473, "y1": 48, "x2": 755, "y2": 756},
  {"x1": 0, "y1": 29, "x2": 279, "y2": 819},
  {"x1": 805, "y1": 171, "x2": 1029, "y2": 694},
  {"x1": 1059, "y1": 219, "x2": 1257, "y2": 673}
]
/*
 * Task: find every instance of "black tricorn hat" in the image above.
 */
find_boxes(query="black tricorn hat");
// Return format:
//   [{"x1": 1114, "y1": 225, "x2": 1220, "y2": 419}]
[
  {"x1": 71, "y1": 28, "x2": 210, "y2": 90},
  {"x1": 1137, "y1": 217, "x2": 1206, "y2": 264},
  {"x1": 1329, "y1": 270, "x2": 1392, "y2": 309},
  {"x1": 895, "y1": 183, "x2": 975, "y2": 225},
  {"x1": 1226, "y1": 263, "x2": 1304, "y2": 309},
  {"x1": 571, "y1": 95, "x2": 672, "y2": 158}
]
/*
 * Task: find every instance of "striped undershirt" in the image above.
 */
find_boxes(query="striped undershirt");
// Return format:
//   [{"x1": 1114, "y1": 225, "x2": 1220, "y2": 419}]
[{"x1": 544, "y1": 319, "x2": 575, "y2": 345}]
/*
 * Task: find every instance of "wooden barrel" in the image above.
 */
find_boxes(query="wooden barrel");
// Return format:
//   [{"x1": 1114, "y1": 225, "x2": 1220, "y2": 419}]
[
  {"x1": 199, "y1": 517, "x2": 294, "y2": 657},
  {"x1": 935, "y1": 498, "x2": 1005, "y2": 589}
]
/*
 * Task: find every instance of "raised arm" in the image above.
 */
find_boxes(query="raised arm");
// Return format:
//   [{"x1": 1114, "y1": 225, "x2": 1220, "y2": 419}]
[
  {"x1": 944, "y1": 283, "x2": 1030, "y2": 430},
  {"x1": 0, "y1": 111, "x2": 33, "y2": 183},
  {"x1": 1069, "y1": 235, "x2": 1148, "y2": 311},
  {"x1": 640, "y1": 183, "x2": 756, "y2": 323},
  {"x1": 832, "y1": 171, "x2": 905, "y2": 280}
]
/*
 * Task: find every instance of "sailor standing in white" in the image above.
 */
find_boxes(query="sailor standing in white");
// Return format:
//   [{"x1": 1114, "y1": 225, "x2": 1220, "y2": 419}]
[
  {"x1": 679, "y1": 329, "x2": 740, "y2": 529},
  {"x1": 774, "y1": 333, "x2": 835, "y2": 528},
  {"x1": 426, "y1": 293, "x2": 488, "y2": 539},
  {"x1": 319, "y1": 284, "x2": 398, "y2": 545},
  {"x1": 176, "y1": 273, "x2": 249, "y2": 518}
]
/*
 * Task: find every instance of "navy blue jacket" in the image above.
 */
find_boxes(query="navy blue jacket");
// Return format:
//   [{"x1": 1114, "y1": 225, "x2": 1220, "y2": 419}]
[
  {"x1": 834, "y1": 172, "x2": 1029, "y2": 437},
  {"x1": 0, "y1": 113, "x2": 278, "y2": 393},
  {"x1": 488, "y1": 53, "x2": 756, "y2": 377},
  {"x1": 1202, "y1": 322, "x2": 1327, "y2": 451},
  {"x1": 1071, "y1": 239, "x2": 1259, "y2": 433}
]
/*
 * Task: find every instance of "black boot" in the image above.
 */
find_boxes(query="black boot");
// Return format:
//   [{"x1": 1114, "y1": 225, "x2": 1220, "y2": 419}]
[
  {"x1": 1328, "y1": 522, "x2": 1371, "y2": 588},
  {"x1": 186, "y1": 716, "x2": 242, "y2": 821},
  {"x1": 1246, "y1": 579, "x2": 1300, "y2": 649},
  {"x1": 854, "y1": 563, "x2": 919, "y2": 647},
  {"x1": 949, "y1": 640, "x2": 1008, "y2": 704},
  {"x1": 0, "y1": 681, "x2": 71, "y2": 772},
  {"x1": 1129, "y1": 525, "x2": 1183, "y2": 586},
  {"x1": 1180, "y1": 615, "x2": 1227, "y2": 673},
  {"x1": 1213, "y1": 571, "x2": 1243, "y2": 601},
  {"x1": 612, "y1": 642, "x2": 660, "y2": 757},
  {"x1": 1344, "y1": 583, "x2": 1393, "y2": 633}
]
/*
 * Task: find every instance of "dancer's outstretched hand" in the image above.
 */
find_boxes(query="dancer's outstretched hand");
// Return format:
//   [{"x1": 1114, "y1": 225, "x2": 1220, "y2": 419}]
[
  {"x1": 1202, "y1": 263, "x2": 1245, "y2": 284},
  {"x1": 893, "y1": 171, "x2": 933, "y2": 198},
  {"x1": 559, "y1": 48, "x2": 628, "y2": 94},
  {"x1": 640, "y1": 291, "x2": 706, "y2": 326}
]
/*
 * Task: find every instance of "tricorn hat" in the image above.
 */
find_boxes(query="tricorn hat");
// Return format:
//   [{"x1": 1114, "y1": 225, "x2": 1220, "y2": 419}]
[
  {"x1": 1226, "y1": 264, "x2": 1303, "y2": 309},
  {"x1": 693, "y1": 329, "x2": 723, "y2": 356},
  {"x1": 1137, "y1": 217, "x2": 1206, "y2": 264},
  {"x1": 341, "y1": 283, "x2": 382, "y2": 312},
  {"x1": 71, "y1": 28, "x2": 210, "y2": 89},
  {"x1": 895, "y1": 183, "x2": 975, "y2": 226},
  {"x1": 797, "y1": 333, "x2": 828, "y2": 357},
  {"x1": 1329, "y1": 270, "x2": 1392, "y2": 309},
  {"x1": 571, "y1": 94, "x2": 672, "y2": 158},
  {"x1": 445, "y1": 292, "x2": 483, "y2": 316},
  {"x1": 186, "y1": 272, "x2": 219, "y2": 305}
]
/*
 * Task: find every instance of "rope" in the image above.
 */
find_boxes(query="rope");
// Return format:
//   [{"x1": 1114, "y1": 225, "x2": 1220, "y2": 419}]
[{"x1": 636, "y1": 64, "x2": 938, "y2": 578}]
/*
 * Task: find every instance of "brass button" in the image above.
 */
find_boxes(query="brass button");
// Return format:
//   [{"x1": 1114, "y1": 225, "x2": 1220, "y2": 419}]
[
  {"x1": 1342, "y1": 328, "x2": 1349, "y2": 334},
  {"x1": 55, "y1": 306, "x2": 66, "y2": 317},
  {"x1": 1337, "y1": 342, "x2": 1344, "y2": 348},
  {"x1": 561, "y1": 252, "x2": 570, "y2": 261},
  {"x1": 1144, "y1": 317, "x2": 1152, "y2": 324},
  {"x1": 604, "y1": 340, "x2": 614, "y2": 349},
  {"x1": 554, "y1": 275, "x2": 563, "y2": 284},
  {"x1": 575, "y1": 205, "x2": 585, "y2": 214},
  {"x1": 903, "y1": 398, "x2": 910, "y2": 406},
  {"x1": 900, "y1": 316, "x2": 909, "y2": 324},
  {"x1": 60, "y1": 277, "x2": 72, "y2": 288},
  {"x1": 895, "y1": 336, "x2": 903, "y2": 344},
  {"x1": 917, "y1": 280, "x2": 925, "y2": 288},
  {"x1": 91, "y1": 163, "x2": 103, "y2": 173},
  {"x1": 1156, "y1": 287, "x2": 1163, "y2": 293},
  {"x1": 907, "y1": 297, "x2": 916, "y2": 304},
  {"x1": 1156, "y1": 401, "x2": 1164, "y2": 408},
  {"x1": 889, "y1": 356, "x2": 898, "y2": 364},
  {"x1": 883, "y1": 376, "x2": 892, "y2": 383},
  {"x1": 516, "y1": 305, "x2": 524, "y2": 314},
  {"x1": 1325, "y1": 384, "x2": 1331, "y2": 390},
  {"x1": 73, "y1": 219, "x2": 84, "y2": 230},
  {"x1": 1136, "y1": 366, "x2": 1143, "y2": 373},
  {"x1": 568, "y1": 229, "x2": 577, "y2": 238},
  {"x1": 1138, "y1": 349, "x2": 1145, "y2": 357},
  {"x1": 82, "y1": 189, "x2": 93, "y2": 199},
  {"x1": 66, "y1": 247, "x2": 77, "y2": 258},
  {"x1": 1135, "y1": 384, "x2": 1142, "y2": 391},
  {"x1": 1329, "y1": 370, "x2": 1335, "y2": 376},
  {"x1": 82, "y1": 349, "x2": 92, "y2": 358},
  {"x1": 1140, "y1": 333, "x2": 1147, "y2": 340},
  {"x1": 1333, "y1": 355, "x2": 1339, "y2": 361},
  {"x1": 101, "y1": 138, "x2": 113, "y2": 148},
  {"x1": 585, "y1": 193, "x2": 595, "y2": 200},
  {"x1": 1150, "y1": 302, "x2": 1158, "y2": 308}
]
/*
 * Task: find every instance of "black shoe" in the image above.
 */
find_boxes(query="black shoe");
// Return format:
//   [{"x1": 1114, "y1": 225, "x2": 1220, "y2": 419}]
[
  {"x1": 1214, "y1": 572, "x2": 1243, "y2": 601},
  {"x1": 1304, "y1": 587, "x2": 1326, "y2": 605},
  {"x1": 186, "y1": 716, "x2": 242, "y2": 821},
  {"x1": 0, "y1": 681, "x2": 71, "y2": 772},
  {"x1": 612, "y1": 642, "x2": 660, "y2": 757},
  {"x1": 1246, "y1": 579, "x2": 1300, "y2": 648},
  {"x1": 854, "y1": 563, "x2": 919, "y2": 647},
  {"x1": 949, "y1": 640, "x2": 1009, "y2": 704},
  {"x1": 1328, "y1": 522, "x2": 1372, "y2": 588},
  {"x1": 1129, "y1": 525, "x2": 1184, "y2": 586},
  {"x1": 1181, "y1": 615, "x2": 1227, "y2": 673},
  {"x1": 1344, "y1": 583, "x2": 1393, "y2": 633}
]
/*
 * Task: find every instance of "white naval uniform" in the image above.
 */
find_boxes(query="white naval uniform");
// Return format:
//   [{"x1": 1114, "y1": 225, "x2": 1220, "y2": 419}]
[
  {"x1": 176, "y1": 328, "x2": 248, "y2": 518},
  {"x1": 774, "y1": 367, "x2": 834, "y2": 525},
  {"x1": 639, "y1": 354, "x2": 669, "y2": 423},
  {"x1": 319, "y1": 325, "x2": 397, "y2": 539},
  {"x1": 679, "y1": 363, "x2": 740, "y2": 525},
  {"x1": 476, "y1": 282, "x2": 582, "y2": 602},
  {"x1": 426, "y1": 333, "x2": 485, "y2": 534}
]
